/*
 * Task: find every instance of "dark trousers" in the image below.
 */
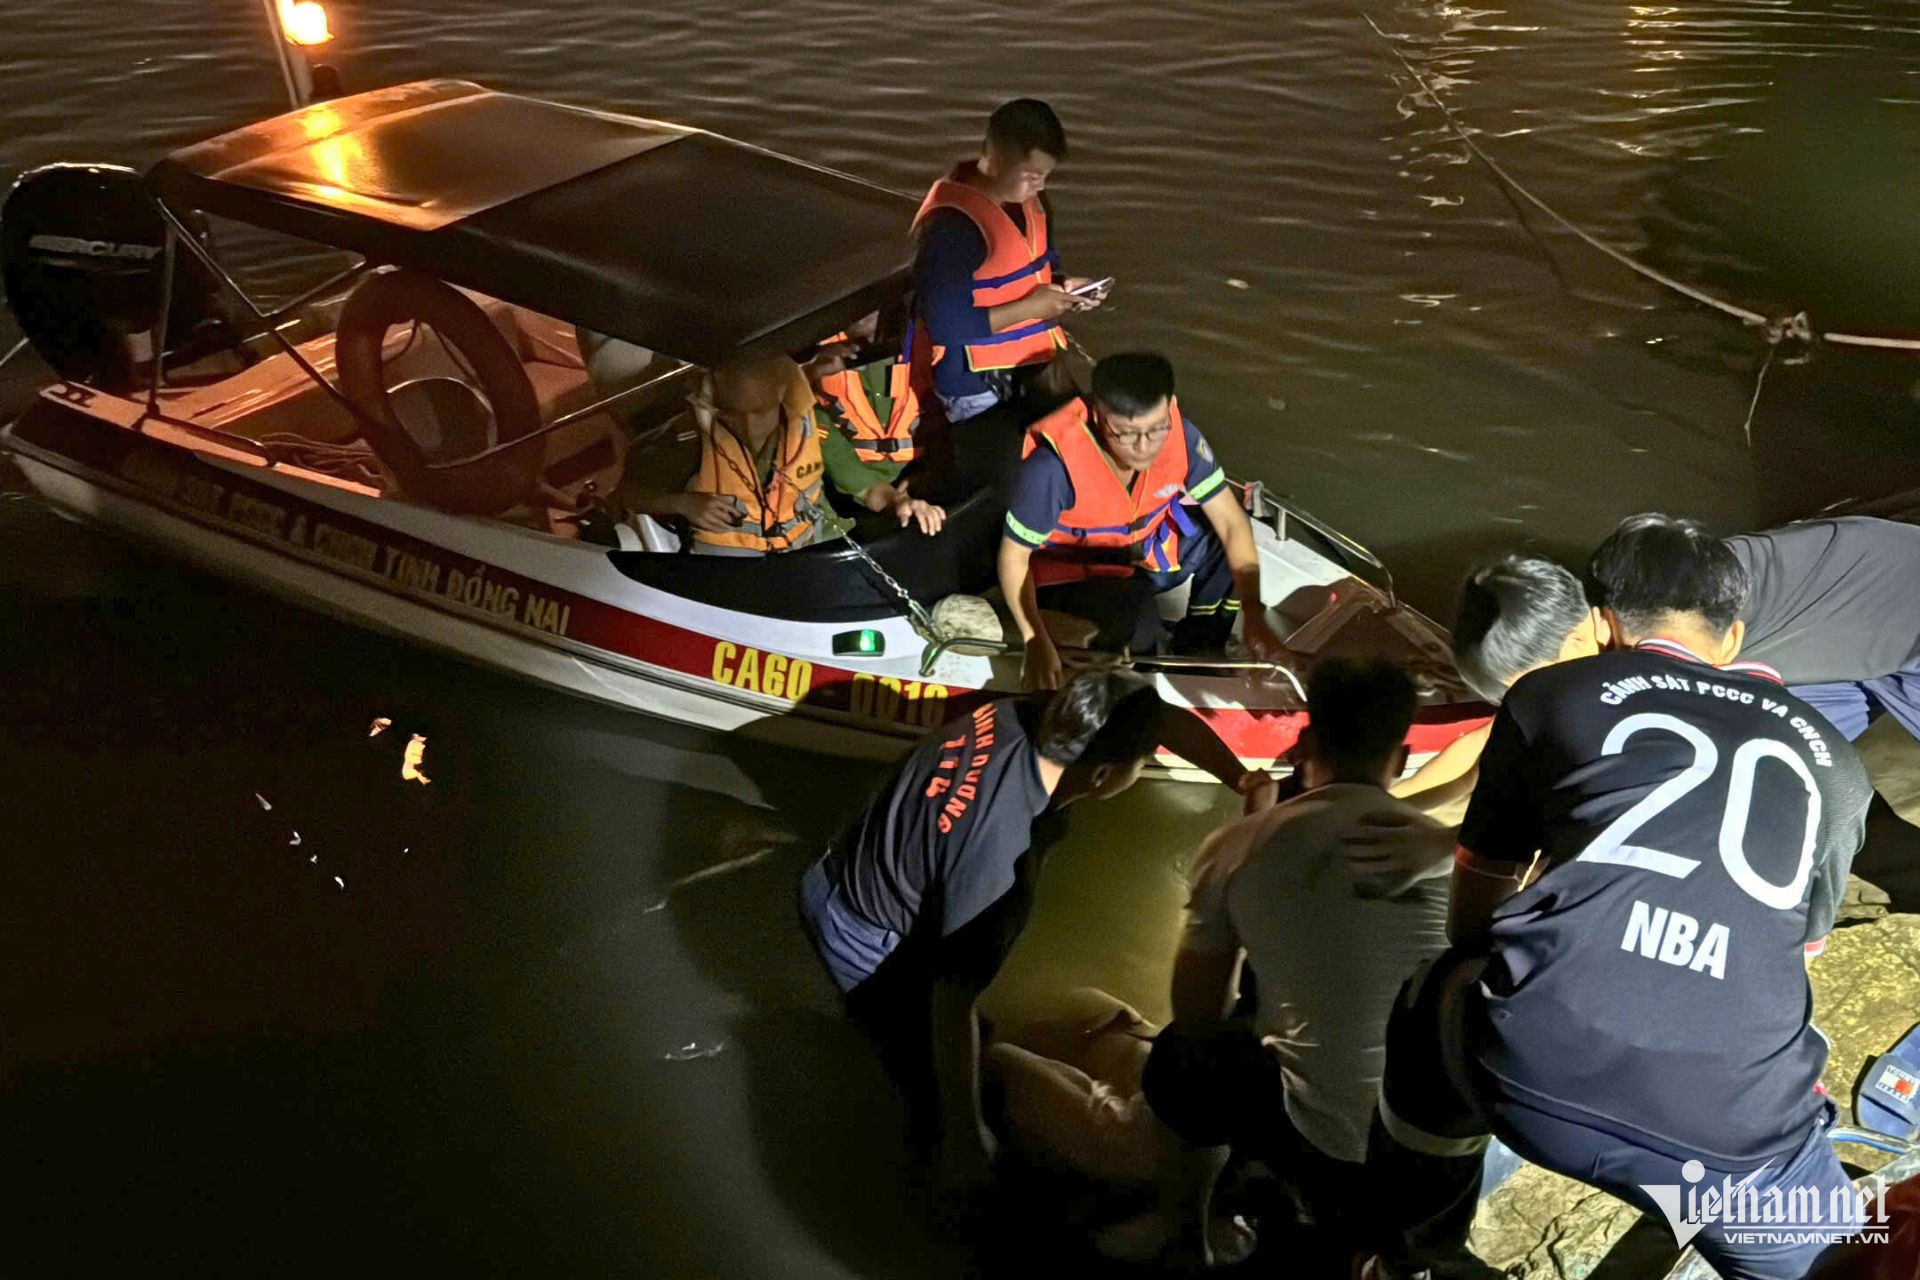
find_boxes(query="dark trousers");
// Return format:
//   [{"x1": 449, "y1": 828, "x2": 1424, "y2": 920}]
[
  {"x1": 1369, "y1": 952, "x2": 1493, "y2": 1272},
  {"x1": 1143, "y1": 1019, "x2": 1370, "y2": 1238},
  {"x1": 924, "y1": 363, "x2": 1080, "y2": 503},
  {"x1": 1373, "y1": 950, "x2": 1860, "y2": 1280},
  {"x1": 843, "y1": 941, "x2": 940, "y2": 1153},
  {"x1": 1036, "y1": 519, "x2": 1237, "y2": 654}
]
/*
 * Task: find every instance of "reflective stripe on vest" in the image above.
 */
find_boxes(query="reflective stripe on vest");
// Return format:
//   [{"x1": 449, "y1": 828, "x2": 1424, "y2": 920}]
[
  {"x1": 1020, "y1": 396, "x2": 1195, "y2": 581},
  {"x1": 813, "y1": 332, "x2": 921, "y2": 464},
  {"x1": 692, "y1": 377, "x2": 826, "y2": 553},
  {"x1": 912, "y1": 167, "x2": 1067, "y2": 373}
]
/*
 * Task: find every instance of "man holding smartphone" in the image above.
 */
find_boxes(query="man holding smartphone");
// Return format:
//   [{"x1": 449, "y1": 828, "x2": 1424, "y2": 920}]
[{"x1": 911, "y1": 99, "x2": 1106, "y2": 431}]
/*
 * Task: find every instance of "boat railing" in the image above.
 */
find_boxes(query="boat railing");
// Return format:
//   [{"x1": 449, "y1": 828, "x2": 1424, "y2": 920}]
[
  {"x1": 917, "y1": 631, "x2": 1307, "y2": 699},
  {"x1": 1235, "y1": 477, "x2": 1396, "y2": 608}
]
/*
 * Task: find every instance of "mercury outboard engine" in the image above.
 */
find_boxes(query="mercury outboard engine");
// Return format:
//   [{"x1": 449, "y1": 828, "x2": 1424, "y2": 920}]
[{"x1": 1, "y1": 163, "x2": 222, "y2": 392}]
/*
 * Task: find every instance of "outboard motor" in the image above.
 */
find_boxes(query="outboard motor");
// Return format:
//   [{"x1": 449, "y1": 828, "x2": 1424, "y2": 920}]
[{"x1": 1, "y1": 163, "x2": 220, "y2": 392}]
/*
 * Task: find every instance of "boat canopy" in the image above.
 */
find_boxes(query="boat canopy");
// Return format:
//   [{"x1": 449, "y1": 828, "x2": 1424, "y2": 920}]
[{"x1": 145, "y1": 80, "x2": 916, "y2": 365}]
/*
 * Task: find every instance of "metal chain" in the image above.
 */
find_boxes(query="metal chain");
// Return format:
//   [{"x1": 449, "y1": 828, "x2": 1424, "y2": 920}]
[{"x1": 799, "y1": 491, "x2": 942, "y2": 637}]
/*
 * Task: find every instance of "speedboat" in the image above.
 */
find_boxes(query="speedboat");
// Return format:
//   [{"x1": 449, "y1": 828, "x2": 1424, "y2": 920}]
[{"x1": 0, "y1": 79, "x2": 1489, "y2": 774}]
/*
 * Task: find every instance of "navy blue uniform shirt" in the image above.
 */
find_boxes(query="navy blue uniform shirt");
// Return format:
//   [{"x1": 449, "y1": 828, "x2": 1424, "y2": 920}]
[
  {"x1": 833, "y1": 697, "x2": 1052, "y2": 989},
  {"x1": 1461, "y1": 641, "x2": 1871, "y2": 1167}
]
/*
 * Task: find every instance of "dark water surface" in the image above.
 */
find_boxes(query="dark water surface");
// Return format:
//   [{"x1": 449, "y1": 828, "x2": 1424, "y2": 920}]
[{"x1": 6, "y1": 2, "x2": 1920, "y2": 1275}]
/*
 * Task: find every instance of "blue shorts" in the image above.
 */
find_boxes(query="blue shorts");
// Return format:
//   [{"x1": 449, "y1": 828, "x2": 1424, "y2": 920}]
[{"x1": 797, "y1": 854, "x2": 900, "y2": 994}]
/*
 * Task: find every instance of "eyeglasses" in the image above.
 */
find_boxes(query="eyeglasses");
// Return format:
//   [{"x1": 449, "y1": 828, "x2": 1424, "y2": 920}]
[{"x1": 1102, "y1": 421, "x2": 1173, "y2": 449}]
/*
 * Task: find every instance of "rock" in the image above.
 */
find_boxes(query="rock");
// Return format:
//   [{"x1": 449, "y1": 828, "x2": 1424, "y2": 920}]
[
  {"x1": 1809, "y1": 913, "x2": 1920, "y2": 1134},
  {"x1": 1471, "y1": 1168, "x2": 1642, "y2": 1280},
  {"x1": 1468, "y1": 912, "x2": 1920, "y2": 1280}
]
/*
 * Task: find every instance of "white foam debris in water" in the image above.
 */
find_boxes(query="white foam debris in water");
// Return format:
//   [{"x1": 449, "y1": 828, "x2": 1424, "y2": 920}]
[
  {"x1": 401, "y1": 734, "x2": 430, "y2": 785},
  {"x1": 662, "y1": 1041, "x2": 726, "y2": 1062},
  {"x1": 1225, "y1": 278, "x2": 1250, "y2": 290},
  {"x1": 368, "y1": 717, "x2": 392, "y2": 738},
  {"x1": 1267, "y1": 396, "x2": 1286, "y2": 412},
  {"x1": 289, "y1": 831, "x2": 302, "y2": 847},
  {"x1": 254, "y1": 793, "x2": 272, "y2": 811},
  {"x1": 333, "y1": 875, "x2": 346, "y2": 890},
  {"x1": 309, "y1": 855, "x2": 318, "y2": 864}
]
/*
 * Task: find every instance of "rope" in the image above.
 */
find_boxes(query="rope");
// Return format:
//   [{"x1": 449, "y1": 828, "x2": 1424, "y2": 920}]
[
  {"x1": 257, "y1": 432, "x2": 386, "y2": 488},
  {"x1": 1364, "y1": 14, "x2": 1920, "y2": 355},
  {"x1": 0, "y1": 336, "x2": 27, "y2": 374},
  {"x1": 1742, "y1": 341, "x2": 1777, "y2": 450}
]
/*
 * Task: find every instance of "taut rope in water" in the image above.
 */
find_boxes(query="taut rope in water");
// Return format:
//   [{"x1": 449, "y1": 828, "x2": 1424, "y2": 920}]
[{"x1": 1363, "y1": 14, "x2": 1920, "y2": 444}]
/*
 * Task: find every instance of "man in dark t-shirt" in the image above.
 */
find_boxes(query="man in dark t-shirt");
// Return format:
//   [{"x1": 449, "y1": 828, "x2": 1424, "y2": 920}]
[
  {"x1": 1373, "y1": 515, "x2": 1872, "y2": 1280},
  {"x1": 799, "y1": 672, "x2": 1271, "y2": 1191},
  {"x1": 1727, "y1": 515, "x2": 1920, "y2": 744}
]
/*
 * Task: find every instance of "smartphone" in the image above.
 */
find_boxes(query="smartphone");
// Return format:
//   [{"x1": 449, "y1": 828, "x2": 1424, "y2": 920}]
[{"x1": 1067, "y1": 276, "x2": 1115, "y2": 301}]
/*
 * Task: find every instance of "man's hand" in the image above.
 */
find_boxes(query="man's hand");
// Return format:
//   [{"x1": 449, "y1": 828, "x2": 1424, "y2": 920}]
[
  {"x1": 1234, "y1": 768, "x2": 1280, "y2": 815},
  {"x1": 1031, "y1": 283, "x2": 1087, "y2": 321},
  {"x1": 1339, "y1": 808, "x2": 1454, "y2": 899},
  {"x1": 1059, "y1": 277, "x2": 1107, "y2": 312},
  {"x1": 676, "y1": 492, "x2": 746, "y2": 533},
  {"x1": 1022, "y1": 634, "x2": 1065, "y2": 691},
  {"x1": 1241, "y1": 611, "x2": 1290, "y2": 666},
  {"x1": 889, "y1": 481, "x2": 946, "y2": 536},
  {"x1": 801, "y1": 340, "x2": 859, "y2": 383}
]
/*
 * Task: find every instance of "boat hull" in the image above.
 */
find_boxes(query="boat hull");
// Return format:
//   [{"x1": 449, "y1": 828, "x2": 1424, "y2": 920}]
[{"x1": 4, "y1": 387, "x2": 1490, "y2": 774}]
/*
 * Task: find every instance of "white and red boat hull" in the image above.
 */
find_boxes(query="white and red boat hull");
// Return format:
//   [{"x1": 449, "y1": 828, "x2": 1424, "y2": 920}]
[{"x1": 5, "y1": 383, "x2": 1492, "y2": 775}]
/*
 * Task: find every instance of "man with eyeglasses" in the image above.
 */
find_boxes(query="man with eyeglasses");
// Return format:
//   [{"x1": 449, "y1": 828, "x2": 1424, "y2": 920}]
[{"x1": 998, "y1": 352, "x2": 1289, "y2": 689}]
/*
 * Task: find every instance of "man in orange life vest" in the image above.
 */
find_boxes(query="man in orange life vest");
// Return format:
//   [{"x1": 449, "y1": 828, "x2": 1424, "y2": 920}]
[
  {"x1": 999, "y1": 353, "x2": 1291, "y2": 689},
  {"x1": 621, "y1": 350, "x2": 840, "y2": 555},
  {"x1": 912, "y1": 99, "x2": 1103, "y2": 433}
]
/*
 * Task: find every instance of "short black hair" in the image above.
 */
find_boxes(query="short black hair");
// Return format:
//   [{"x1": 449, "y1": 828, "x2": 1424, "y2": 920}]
[
  {"x1": 1033, "y1": 671, "x2": 1163, "y2": 767},
  {"x1": 985, "y1": 98, "x2": 1067, "y2": 162},
  {"x1": 1587, "y1": 513, "x2": 1748, "y2": 636},
  {"x1": 1304, "y1": 659, "x2": 1418, "y2": 784},
  {"x1": 1090, "y1": 352, "x2": 1176, "y2": 420},
  {"x1": 1452, "y1": 554, "x2": 1590, "y2": 703}
]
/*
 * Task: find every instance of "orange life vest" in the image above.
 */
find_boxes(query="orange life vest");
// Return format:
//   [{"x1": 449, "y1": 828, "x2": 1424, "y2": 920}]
[
  {"x1": 912, "y1": 164, "x2": 1068, "y2": 374},
  {"x1": 691, "y1": 371, "x2": 826, "y2": 553},
  {"x1": 1020, "y1": 396, "x2": 1201, "y2": 584},
  {"x1": 812, "y1": 333, "x2": 921, "y2": 464}
]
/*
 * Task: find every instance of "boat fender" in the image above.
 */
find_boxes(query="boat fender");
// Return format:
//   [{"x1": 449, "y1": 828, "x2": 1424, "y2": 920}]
[{"x1": 335, "y1": 269, "x2": 544, "y2": 516}]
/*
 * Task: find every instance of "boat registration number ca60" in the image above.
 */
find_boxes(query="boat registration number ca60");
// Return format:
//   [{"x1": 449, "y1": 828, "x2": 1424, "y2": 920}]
[
  {"x1": 711, "y1": 641, "x2": 814, "y2": 700},
  {"x1": 708, "y1": 642, "x2": 951, "y2": 728}
]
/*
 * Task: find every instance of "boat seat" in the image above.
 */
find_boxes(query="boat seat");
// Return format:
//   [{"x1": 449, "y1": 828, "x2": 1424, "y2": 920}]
[{"x1": 166, "y1": 285, "x2": 631, "y2": 509}]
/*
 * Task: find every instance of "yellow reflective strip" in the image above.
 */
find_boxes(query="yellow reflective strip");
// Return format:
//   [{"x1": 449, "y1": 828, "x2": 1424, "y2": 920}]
[
  {"x1": 1188, "y1": 469, "x2": 1227, "y2": 502},
  {"x1": 1004, "y1": 512, "x2": 1051, "y2": 546}
]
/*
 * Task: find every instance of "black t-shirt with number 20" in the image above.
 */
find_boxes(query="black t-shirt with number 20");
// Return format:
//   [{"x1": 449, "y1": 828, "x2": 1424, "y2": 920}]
[{"x1": 1461, "y1": 641, "x2": 1872, "y2": 1168}]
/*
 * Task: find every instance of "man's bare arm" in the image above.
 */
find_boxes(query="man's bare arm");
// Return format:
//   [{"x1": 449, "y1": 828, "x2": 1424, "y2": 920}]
[
  {"x1": 998, "y1": 536, "x2": 1062, "y2": 690},
  {"x1": 1171, "y1": 947, "x2": 1243, "y2": 1024},
  {"x1": 1449, "y1": 845, "x2": 1536, "y2": 946}
]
